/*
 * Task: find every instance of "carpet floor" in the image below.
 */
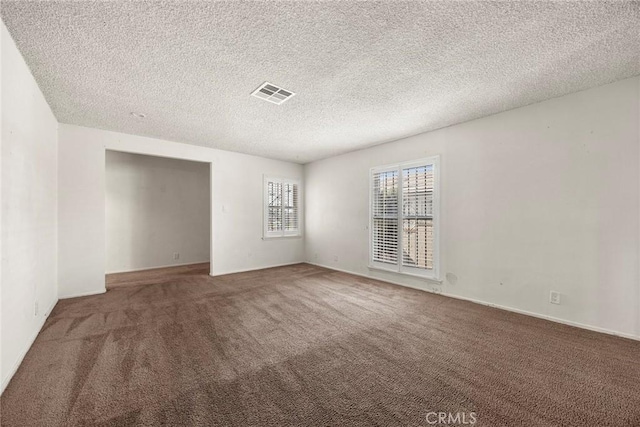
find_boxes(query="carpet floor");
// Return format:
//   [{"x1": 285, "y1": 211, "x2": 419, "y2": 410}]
[{"x1": 1, "y1": 263, "x2": 639, "y2": 426}]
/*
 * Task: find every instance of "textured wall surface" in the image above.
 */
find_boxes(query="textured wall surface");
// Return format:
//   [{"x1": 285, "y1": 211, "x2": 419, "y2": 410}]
[
  {"x1": 2, "y1": 2, "x2": 639, "y2": 162},
  {"x1": 305, "y1": 76, "x2": 640, "y2": 339},
  {"x1": 106, "y1": 151, "x2": 210, "y2": 273},
  {"x1": 1, "y1": 23, "x2": 59, "y2": 392}
]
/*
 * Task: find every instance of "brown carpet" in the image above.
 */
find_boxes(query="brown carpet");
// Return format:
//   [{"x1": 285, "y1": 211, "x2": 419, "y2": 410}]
[
  {"x1": 105, "y1": 263, "x2": 211, "y2": 290},
  {"x1": 1, "y1": 263, "x2": 639, "y2": 426}
]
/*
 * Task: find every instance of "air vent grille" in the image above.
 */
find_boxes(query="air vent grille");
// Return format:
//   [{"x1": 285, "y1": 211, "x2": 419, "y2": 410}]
[{"x1": 251, "y1": 82, "x2": 296, "y2": 105}]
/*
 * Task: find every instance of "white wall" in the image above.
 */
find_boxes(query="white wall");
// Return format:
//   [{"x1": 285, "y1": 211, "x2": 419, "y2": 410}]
[
  {"x1": 305, "y1": 76, "x2": 640, "y2": 339},
  {"x1": 58, "y1": 124, "x2": 304, "y2": 298},
  {"x1": 1, "y1": 22, "x2": 59, "y2": 392},
  {"x1": 106, "y1": 151, "x2": 210, "y2": 273}
]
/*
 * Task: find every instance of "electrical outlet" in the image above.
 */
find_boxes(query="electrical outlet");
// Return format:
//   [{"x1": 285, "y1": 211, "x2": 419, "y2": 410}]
[
  {"x1": 173, "y1": 253, "x2": 180, "y2": 260},
  {"x1": 550, "y1": 291, "x2": 561, "y2": 305},
  {"x1": 34, "y1": 301, "x2": 39, "y2": 316}
]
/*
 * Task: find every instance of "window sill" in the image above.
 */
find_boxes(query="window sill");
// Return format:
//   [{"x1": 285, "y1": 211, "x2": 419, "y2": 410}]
[
  {"x1": 367, "y1": 264, "x2": 443, "y2": 284},
  {"x1": 262, "y1": 235, "x2": 303, "y2": 241}
]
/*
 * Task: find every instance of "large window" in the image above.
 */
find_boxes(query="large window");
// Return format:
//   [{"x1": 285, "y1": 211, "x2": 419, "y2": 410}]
[
  {"x1": 264, "y1": 176, "x2": 300, "y2": 238},
  {"x1": 370, "y1": 157, "x2": 439, "y2": 279}
]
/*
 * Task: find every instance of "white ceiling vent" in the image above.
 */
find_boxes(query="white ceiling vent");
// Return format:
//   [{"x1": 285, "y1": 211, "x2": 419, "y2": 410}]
[{"x1": 251, "y1": 82, "x2": 296, "y2": 105}]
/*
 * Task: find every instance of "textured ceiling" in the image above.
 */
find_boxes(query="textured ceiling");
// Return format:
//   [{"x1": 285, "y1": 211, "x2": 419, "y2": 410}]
[{"x1": 2, "y1": 1, "x2": 639, "y2": 163}]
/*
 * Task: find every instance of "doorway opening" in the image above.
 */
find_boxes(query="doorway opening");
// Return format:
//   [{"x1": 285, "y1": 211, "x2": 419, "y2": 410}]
[{"x1": 104, "y1": 150, "x2": 211, "y2": 289}]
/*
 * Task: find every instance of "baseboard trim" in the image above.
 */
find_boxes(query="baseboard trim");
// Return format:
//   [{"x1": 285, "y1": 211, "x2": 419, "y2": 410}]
[
  {"x1": 58, "y1": 289, "x2": 106, "y2": 300},
  {"x1": 1, "y1": 297, "x2": 58, "y2": 395},
  {"x1": 106, "y1": 261, "x2": 210, "y2": 275},
  {"x1": 210, "y1": 261, "x2": 304, "y2": 277},
  {"x1": 306, "y1": 262, "x2": 640, "y2": 342}
]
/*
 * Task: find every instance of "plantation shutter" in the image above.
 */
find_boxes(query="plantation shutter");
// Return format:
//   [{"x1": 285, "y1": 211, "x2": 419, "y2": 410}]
[
  {"x1": 370, "y1": 157, "x2": 439, "y2": 279},
  {"x1": 371, "y1": 169, "x2": 399, "y2": 265},
  {"x1": 401, "y1": 165, "x2": 434, "y2": 270},
  {"x1": 264, "y1": 177, "x2": 301, "y2": 238},
  {"x1": 283, "y1": 182, "x2": 299, "y2": 234},
  {"x1": 267, "y1": 180, "x2": 283, "y2": 233}
]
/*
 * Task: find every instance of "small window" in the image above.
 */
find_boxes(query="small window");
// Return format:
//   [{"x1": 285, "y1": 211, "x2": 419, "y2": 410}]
[
  {"x1": 370, "y1": 157, "x2": 439, "y2": 279},
  {"x1": 264, "y1": 176, "x2": 301, "y2": 238}
]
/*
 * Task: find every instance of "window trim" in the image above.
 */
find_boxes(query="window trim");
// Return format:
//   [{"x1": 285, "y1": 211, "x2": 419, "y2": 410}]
[
  {"x1": 369, "y1": 156, "x2": 440, "y2": 281},
  {"x1": 263, "y1": 175, "x2": 302, "y2": 239}
]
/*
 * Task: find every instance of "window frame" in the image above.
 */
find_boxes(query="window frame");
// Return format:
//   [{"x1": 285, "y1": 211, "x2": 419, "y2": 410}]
[
  {"x1": 263, "y1": 175, "x2": 301, "y2": 239},
  {"x1": 369, "y1": 156, "x2": 440, "y2": 280}
]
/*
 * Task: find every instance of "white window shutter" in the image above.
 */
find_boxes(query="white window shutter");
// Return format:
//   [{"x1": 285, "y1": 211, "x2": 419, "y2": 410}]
[
  {"x1": 283, "y1": 182, "x2": 299, "y2": 234},
  {"x1": 267, "y1": 180, "x2": 283, "y2": 233},
  {"x1": 264, "y1": 176, "x2": 301, "y2": 238},
  {"x1": 401, "y1": 164, "x2": 434, "y2": 270},
  {"x1": 371, "y1": 169, "x2": 399, "y2": 266},
  {"x1": 370, "y1": 157, "x2": 439, "y2": 279}
]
